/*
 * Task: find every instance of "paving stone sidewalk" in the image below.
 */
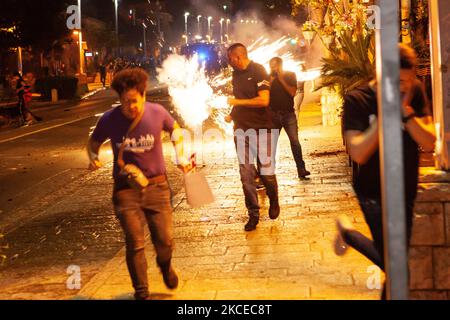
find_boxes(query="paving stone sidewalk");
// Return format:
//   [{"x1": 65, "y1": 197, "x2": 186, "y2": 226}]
[{"x1": 76, "y1": 103, "x2": 382, "y2": 300}]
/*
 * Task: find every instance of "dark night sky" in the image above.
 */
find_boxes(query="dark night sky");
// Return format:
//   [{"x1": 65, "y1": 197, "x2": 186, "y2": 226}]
[{"x1": 79, "y1": 0, "x2": 293, "y2": 44}]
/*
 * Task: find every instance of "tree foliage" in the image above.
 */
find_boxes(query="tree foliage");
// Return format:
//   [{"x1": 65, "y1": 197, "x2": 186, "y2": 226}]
[
  {"x1": 0, "y1": 0, "x2": 70, "y2": 50},
  {"x1": 292, "y1": 0, "x2": 375, "y2": 96}
]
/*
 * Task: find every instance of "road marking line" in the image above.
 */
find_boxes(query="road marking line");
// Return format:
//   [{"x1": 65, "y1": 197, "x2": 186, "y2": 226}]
[{"x1": 0, "y1": 115, "x2": 97, "y2": 144}]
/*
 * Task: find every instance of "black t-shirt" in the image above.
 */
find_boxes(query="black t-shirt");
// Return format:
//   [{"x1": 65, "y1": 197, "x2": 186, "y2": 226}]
[
  {"x1": 343, "y1": 80, "x2": 428, "y2": 202},
  {"x1": 230, "y1": 61, "x2": 272, "y2": 130},
  {"x1": 269, "y1": 71, "x2": 297, "y2": 114}
]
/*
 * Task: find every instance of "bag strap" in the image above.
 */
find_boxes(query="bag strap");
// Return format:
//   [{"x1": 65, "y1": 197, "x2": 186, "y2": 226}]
[{"x1": 117, "y1": 108, "x2": 145, "y2": 170}]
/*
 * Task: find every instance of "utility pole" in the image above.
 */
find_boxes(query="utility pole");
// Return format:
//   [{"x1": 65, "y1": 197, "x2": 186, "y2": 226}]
[
  {"x1": 219, "y1": 18, "x2": 224, "y2": 43},
  {"x1": 77, "y1": 0, "x2": 84, "y2": 74},
  {"x1": 184, "y1": 12, "x2": 190, "y2": 43},
  {"x1": 114, "y1": 0, "x2": 119, "y2": 56},
  {"x1": 197, "y1": 15, "x2": 202, "y2": 36},
  {"x1": 376, "y1": 0, "x2": 409, "y2": 300},
  {"x1": 207, "y1": 16, "x2": 212, "y2": 42},
  {"x1": 17, "y1": 46, "x2": 23, "y2": 74},
  {"x1": 143, "y1": 22, "x2": 147, "y2": 59}
]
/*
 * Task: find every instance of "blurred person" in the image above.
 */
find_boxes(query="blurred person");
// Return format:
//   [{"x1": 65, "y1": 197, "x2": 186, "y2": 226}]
[
  {"x1": 335, "y1": 44, "x2": 436, "y2": 299},
  {"x1": 269, "y1": 57, "x2": 310, "y2": 179},
  {"x1": 99, "y1": 63, "x2": 107, "y2": 87},
  {"x1": 13, "y1": 72, "x2": 42, "y2": 126}
]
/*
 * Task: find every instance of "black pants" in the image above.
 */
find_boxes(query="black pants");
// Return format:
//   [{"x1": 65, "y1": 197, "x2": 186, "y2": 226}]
[
  {"x1": 100, "y1": 73, "x2": 106, "y2": 86},
  {"x1": 342, "y1": 195, "x2": 414, "y2": 299}
]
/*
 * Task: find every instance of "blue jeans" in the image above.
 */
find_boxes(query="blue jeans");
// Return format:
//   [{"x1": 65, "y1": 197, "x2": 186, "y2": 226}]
[
  {"x1": 112, "y1": 181, "x2": 173, "y2": 299},
  {"x1": 272, "y1": 111, "x2": 306, "y2": 171},
  {"x1": 234, "y1": 129, "x2": 278, "y2": 218}
]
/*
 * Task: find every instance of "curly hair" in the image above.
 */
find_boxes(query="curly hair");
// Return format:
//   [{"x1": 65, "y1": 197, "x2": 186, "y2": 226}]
[{"x1": 111, "y1": 68, "x2": 148, "y2": 96}]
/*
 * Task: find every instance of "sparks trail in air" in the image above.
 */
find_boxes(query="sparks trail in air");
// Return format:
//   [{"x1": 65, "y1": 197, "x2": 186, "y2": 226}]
[{"x1": 158, "y1": 37, "x2": 321, "y2": 136}]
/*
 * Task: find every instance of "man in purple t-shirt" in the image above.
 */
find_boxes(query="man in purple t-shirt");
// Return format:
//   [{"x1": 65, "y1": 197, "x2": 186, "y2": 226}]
[{"x1": 87, "y1": 68, "x2": 191, "y2": 300}]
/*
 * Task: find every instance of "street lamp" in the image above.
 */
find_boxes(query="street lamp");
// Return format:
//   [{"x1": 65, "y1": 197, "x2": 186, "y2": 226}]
[
  {"x1": 77, "y1": 0, "x2": 84, "y2": 74},
  {"x1": 184, "y1": 12, "x2": 190, "y2": 43},
  {"x1": 142, "y1": 22, "x2": 147, "y2": 59},
  {"x1": 114, "y1": 0, "x2": 119, "y2": 56},
  {"x1": 197, "y1": 15, "x2": 202, "y2": 36},
  {"x1": 207, "y1": 16, "x2": 212, "y2": 43},
  {"x1": 219, "y1": 18, "x2": 224, "y2": 44}
]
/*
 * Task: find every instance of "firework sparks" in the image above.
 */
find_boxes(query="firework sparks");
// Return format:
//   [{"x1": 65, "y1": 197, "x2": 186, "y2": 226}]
[{"x1": 158, "y1": 37, "x2": 321, "y2": 134}]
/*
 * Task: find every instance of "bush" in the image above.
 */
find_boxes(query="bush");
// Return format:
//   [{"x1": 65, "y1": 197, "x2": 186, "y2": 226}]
[{"x1": 34, "y1": 76, "x2": 79, "y2": 100}]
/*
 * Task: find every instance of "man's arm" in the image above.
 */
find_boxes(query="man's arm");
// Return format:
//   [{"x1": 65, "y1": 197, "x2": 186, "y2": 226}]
[
  {"x1": 170, "y1": 122, "x2": 193, "y2": 173},
  {"x1": 87, "y1": 137, "x2": 104, "y2": 170},
  {"x1": 276, "y1": 73, "x2": 297, "y2": 97},
  {"x1": 227, "y1": 89, "x2": 270, "y2": 108},
  {"x1": 403, "y1": 105, "x2": 436, "y2": 152},
  {"x1": 345, "y1": 121, "x2": 379, "y2": 164}
]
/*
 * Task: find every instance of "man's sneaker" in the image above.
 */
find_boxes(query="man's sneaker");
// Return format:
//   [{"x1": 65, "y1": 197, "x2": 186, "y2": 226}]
[
  {"x1": 244, "y1": 216, "x2": 259, "y2": 231},
  {"x1": 298, "y1": 167, "x2": 311, "y2": 179},
  {"x1": 256, "y1": 182, "x2": 266, "y2": 191},
  {"x1": 255, "y1": 176, "x2": 265, "y2": 191},
  {"x1": 333, "y1": 215, "x2": 354, "y2": 256},
  {"x1": 158, "y1": 262, "x2": 179, "y2": 289}
]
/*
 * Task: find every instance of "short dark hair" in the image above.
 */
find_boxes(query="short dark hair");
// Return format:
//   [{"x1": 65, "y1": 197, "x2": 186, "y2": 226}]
[
  {"x1": 227, "y1": 43, "x2": 247, "y2": 55},
  {"x1": 399, "y1": 43, "x2": 417, "y2": 70},
  {"x1": 111, "y1": 68, "x2": 148, "y2": 97},
  {"x1": 270, "y1": 57, "x2": 283, "y2": 65}
]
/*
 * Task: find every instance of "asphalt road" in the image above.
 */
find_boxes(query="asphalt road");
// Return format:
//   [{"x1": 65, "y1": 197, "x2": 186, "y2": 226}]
[{"x1": 0, "y1": 87, "x2": 185, "y2": 299}]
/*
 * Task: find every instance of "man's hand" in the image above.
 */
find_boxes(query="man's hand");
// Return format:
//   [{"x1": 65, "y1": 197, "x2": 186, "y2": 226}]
[
  {"x1": 402, "y1": 104, "x2": 416, "y2": 118},
  {"x1": 225, "y1": 115, "x2": 232, "y2": 123},
  {"x1": 88, "y1": 159, "x2": 102, "y2": 170},
  {"x1": 177, "y1": 157, "x2": 194, "y2": 173}
]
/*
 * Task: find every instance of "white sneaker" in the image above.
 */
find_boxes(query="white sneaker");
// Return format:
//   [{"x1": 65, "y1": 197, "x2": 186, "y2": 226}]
[{"x1": 333, "y1": 215, "x2": 355, "y2": 256}]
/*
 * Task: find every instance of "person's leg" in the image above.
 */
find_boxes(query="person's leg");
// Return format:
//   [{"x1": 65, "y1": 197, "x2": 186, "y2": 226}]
[
  {"x1": 294, "y1": 92, "x2": 304, "y2": 119},
  {"x1": 234, "y1": 132, "x2": 260, "y2": 230},
  {"x1": 17, "y1": 97, "x2": 26, "y2": 125},
  {"x1": 113, "y1": 188, "x2": 150, "y2": 299},
  {"x1": 280, "y1": 112, "x2": 309, "y2": 177},
  {"x1": 340, "y1": 197, "x2": 384, "y2": 270},
  {"x1": 257, "y1": 129, "x2": 280, "y2": 219},
  {"x1": 142, "y1": 181, "x2": 178, "y2": 289}
]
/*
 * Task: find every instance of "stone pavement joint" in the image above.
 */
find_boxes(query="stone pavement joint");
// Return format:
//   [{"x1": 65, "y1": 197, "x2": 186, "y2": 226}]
[{"x1": 76, "y1": 103, "x2": 381, "y2": 300}]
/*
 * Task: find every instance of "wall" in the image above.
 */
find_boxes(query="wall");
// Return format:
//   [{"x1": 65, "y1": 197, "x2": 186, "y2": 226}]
[{"x1": 410, "y1": 167, "x2": 450, "y2": 299}]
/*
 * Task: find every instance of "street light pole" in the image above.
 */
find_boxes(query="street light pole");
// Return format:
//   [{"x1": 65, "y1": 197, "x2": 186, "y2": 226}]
[
  {"x1": 184, "y1": 12, "x2": 190, "y2": 43},
  {"x1": 77, "y1": 0, "x2": 84, "y2": 74},
  {"x1": 143, "y1": 23, "x2": 147, "y2": 59},
  {"x1": 197, "y1": 15, "x2": 202, "y2": 36},
  {"x1": 219, "y1": 18, "x2": 224, "y2": 44},
  {"x1": 226, "y1": 19, "x2": 230, "y2": 41},
  {"x1": 114, "y1": 0, "x2": 119, "y2": 56},
  {"x1": 17, "y1": 46, "x2": 23, "y2": 75},
  {"x1": 207, "y1": 16, "x2": 212, "y2": 43}
]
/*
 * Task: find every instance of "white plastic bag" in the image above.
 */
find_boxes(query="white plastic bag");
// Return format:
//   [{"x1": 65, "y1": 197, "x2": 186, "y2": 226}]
[{"x1": 184, "y1": 170, "x2": 215, "y2": 208}]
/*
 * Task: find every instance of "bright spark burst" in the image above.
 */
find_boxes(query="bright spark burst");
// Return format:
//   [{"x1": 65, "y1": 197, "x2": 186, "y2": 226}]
[{"x1": 158, "y1": 37, "x2": 321, "y2": 134}]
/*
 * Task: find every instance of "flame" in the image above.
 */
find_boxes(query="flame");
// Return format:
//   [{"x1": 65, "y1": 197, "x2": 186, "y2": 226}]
[{"x1": 158, "y1": 37, "x2": 321, "y2": 134}]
